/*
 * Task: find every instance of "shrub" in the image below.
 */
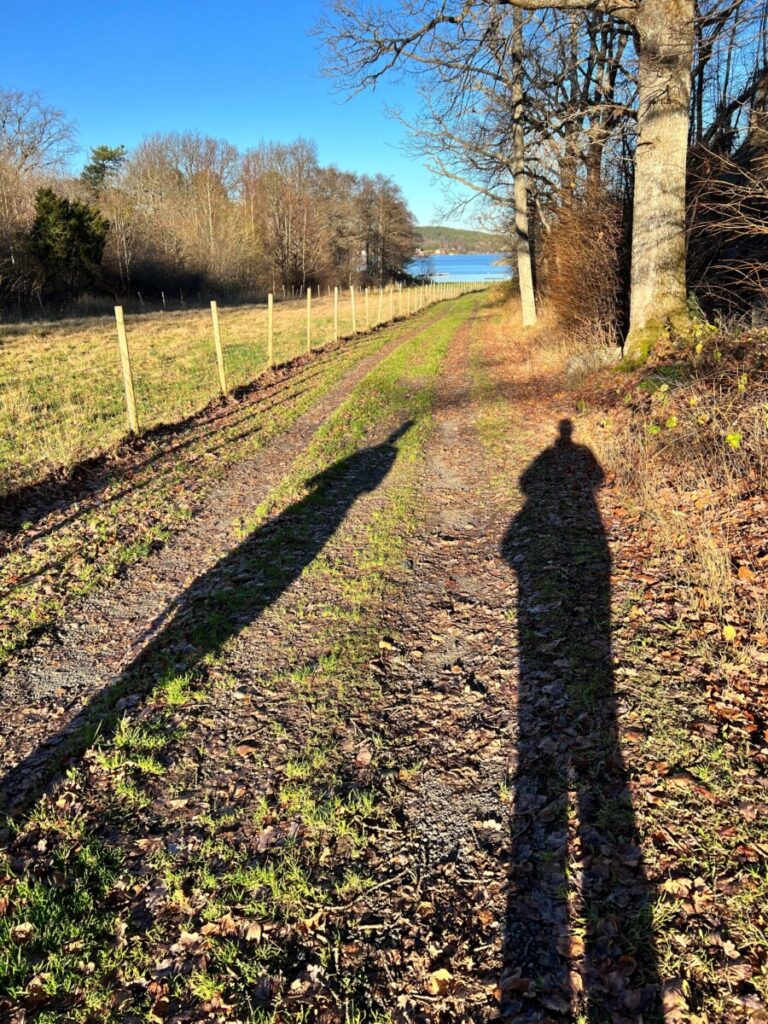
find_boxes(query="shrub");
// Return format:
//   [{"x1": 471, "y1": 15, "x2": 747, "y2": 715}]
[
  {"x1": 538, "y1": 193, "x2": 628, "y2": 346},
  {"x1": 28, "y1": 187, "x2": 109, "y2": 300}
]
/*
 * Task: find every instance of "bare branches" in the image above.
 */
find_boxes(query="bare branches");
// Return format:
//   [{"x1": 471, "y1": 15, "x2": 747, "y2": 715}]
[{"x1": 0, "y1": 89, "x2": 77, "y2": 174}]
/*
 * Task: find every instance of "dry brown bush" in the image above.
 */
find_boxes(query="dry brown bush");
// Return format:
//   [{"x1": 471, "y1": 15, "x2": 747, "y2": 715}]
[
  {"x1": 538, "y1": 194, "x2": 626, "y2": 347},
  {"x1": 688, "y1": 146, "x2": 768, "y2": 316}
]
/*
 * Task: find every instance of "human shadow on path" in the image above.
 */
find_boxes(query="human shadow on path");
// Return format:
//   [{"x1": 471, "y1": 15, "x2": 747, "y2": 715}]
[
  {"x1": 1, "y1": 422, "x2": 413, "y2": 816},
  {"x1": 500, "y1": 420, "x2": 659, "y2": 1023}
]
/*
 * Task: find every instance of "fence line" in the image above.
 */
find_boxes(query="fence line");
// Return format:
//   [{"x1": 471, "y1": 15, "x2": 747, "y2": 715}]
[{"x1": 107, "y1": 281, "x2": 487, "y2": 433}]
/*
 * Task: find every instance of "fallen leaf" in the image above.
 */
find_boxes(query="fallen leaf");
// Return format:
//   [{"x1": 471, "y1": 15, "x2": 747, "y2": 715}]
[
  {"x1": 10, "y1": 922, "x2": 35, "y2": 943},
  {"x1": 661, "y1": 977, "x2": 686, "y2": 1023},
  {"x1": 425, "y1": 967, "x2": 453, "y2": 996}
]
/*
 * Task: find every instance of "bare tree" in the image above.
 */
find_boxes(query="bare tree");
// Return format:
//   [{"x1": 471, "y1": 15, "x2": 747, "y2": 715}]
[
  {"x1": 324, "y1": 0, "x2": 695, "y2": 361},
  {"x1": 0, "y1": 89, "x2": 78, "y2": 304},
  {"x1": 0, "y1": 89, "x2": 76, "y2": 174}
]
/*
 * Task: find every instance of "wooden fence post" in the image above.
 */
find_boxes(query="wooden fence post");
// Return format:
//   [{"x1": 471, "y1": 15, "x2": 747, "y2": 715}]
[
  {"x1": 334, "y1": 286, "x2": 339, "y2": 341},
  {"x1": 365, "y1": 287, "x2": 370, "y2": 331},
  {"x1": 377, "y1": 286, "x2": 383, "y2": 325},
  {"x1": 267, "y1": 294, "x2": 274, "y2": 367},
  {"x1": 210, "y1": 300, "x2": 227, "y2": 395},
  {"x1": 350, "y1": 285, "x2": 357, "y2": 334},
  {"x1": 389, "y1": 285, "x2": 394, "y2": 321},
  {"x1": 306, "y1": 286, "x2": 312, "y2": 352},
  {"x1": 399, "y1": 285, "x2": 403, "y2": 318},
  {"x1": 114, "y1": 306, "x2": 139, "y2": 433}
]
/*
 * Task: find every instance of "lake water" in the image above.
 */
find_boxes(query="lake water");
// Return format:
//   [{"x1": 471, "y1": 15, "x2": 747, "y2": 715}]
[{"x1": 407, "y1": 252, "x2": 512, "y2": 282}]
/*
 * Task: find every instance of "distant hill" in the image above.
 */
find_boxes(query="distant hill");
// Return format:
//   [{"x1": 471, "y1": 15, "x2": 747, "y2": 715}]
[{"x1": 416, "y1": 225, "x2": 507, "y2": 254}]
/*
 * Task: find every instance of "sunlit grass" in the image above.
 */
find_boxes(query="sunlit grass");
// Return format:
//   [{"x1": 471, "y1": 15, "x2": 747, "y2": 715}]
[{"x1": 0, "y1": 284, "x2": 455, "y2": 493}]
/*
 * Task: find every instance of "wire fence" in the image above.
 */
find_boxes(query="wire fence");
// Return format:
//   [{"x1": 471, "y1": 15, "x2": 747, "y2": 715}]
[{"x1": 0, "y1": 280, "x2": 487, "y2": 496}]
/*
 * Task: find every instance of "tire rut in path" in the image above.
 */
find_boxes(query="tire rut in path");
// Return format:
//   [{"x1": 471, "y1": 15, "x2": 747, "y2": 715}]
[
  {"x1": 0, "y1": 308, "x2": 453, "y2": 810},
  {"x1": 360, "y1": 311, "x2": 519, "y2": 1019}
]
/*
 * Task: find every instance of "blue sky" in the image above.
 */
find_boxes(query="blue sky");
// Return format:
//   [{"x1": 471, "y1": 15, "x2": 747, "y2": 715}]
[{"x1": 1, "y1": 0, "x2": 476, "y2": 226}]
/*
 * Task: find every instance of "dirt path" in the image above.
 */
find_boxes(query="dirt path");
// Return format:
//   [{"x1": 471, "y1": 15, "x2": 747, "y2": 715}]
[
  {"x1": 0, "y1": 305, "x2": 459, "y2": 814},
  {"x1": 351, "y1": 312, "x2": 518, "y2": 1019}
]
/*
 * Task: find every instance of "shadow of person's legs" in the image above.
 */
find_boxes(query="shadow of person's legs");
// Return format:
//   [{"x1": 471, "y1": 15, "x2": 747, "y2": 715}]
[
  {"x1": 500, "y1": 420, "x2": 659, "y2": 1022},
  {"x1": 1, "y1": 421, "x2": 414, "y2": 816}
]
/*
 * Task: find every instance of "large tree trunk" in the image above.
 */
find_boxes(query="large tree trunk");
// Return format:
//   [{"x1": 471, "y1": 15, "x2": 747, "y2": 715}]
[
  {"x1": 512, "y1": 9, "x2": 537, "y2": 327},
  {"x1": 625, "y1": 0, "x2": 694, "y2": 361}
]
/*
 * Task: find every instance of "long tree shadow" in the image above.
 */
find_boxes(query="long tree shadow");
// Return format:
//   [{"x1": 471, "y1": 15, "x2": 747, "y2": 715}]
[
  {"x1": 501, "y1": 419, "x2": 659, "y2": 1023},
  {"x1": 1, "y1": 421, "x2": 413, "y2": 816}
]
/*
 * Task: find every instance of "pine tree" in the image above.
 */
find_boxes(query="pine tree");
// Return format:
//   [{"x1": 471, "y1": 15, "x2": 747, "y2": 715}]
[{"x1": 81, "y1": 144, "x2": 126, "y2": 193}]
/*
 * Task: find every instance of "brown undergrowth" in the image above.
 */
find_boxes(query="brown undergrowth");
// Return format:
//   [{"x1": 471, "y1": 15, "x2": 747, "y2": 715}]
[{"x1": 473, "y1": 294, "x2": 768, "y2": 1022}]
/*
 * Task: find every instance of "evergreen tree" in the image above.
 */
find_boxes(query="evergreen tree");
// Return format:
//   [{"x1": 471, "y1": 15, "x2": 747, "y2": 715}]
[
  {"x1": 29, "y1": 187, "x2": 109, "y2": 298},
  {"x1": 81, "y1": 144, "x2": 126, "y2": 192}
]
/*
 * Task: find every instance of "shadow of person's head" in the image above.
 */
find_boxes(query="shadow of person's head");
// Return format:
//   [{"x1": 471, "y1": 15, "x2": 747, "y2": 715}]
[
  {"x1": 518, "y1": 417, "x2": 605, "y2": 504},
  {"x1": 556, "y1": 417, "x2": 574, "y2": 445}
]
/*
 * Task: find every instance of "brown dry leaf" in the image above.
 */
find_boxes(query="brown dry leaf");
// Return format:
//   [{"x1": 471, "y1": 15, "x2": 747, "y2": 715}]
[
  {"x1": 206, "y1": 991, "x2": 235, "y2": 1011},
  {"x1": 242, "y1": 920, "x2": 263, "y2": 943},
  {"x1": 666, "y1": 771, "x2": 716, "y2": 802},
  {"x1": 425, "y1": 967, "x2": 453, "y2": 996},
  {"x1": 556, "y1": 931, "x2": 585, "y2": 958},
  {"x1": 661, "y1": 977, "x2": 686, "y2": 1023},
  {"x1": 177, "y1": 930, "x2": 201, "y2": 949},
  {"x1": 217, "y1": 912, "x2": 239, "y2": 936},
  {"x1": 625, "y1": 726, "x2": 646, "y2": 742},
  {"x1": 661, "y1": 877, "x2": 694, "y2": 897},
  {"x1": 254, "y1": 826, "x2": 278, "y2": 853},
  {"x1": 10, "y1": 922, "x2": 35, "y2": 944},
  {"x1": 476, "y1": 906, "x2": 494, "y2": 926},
  {"x1": 235, "y1": 739, "x2": 259, "y2": 757},
  {"x1": 299, "y1": 909, "x2": 326, "y2": 934},
  {"x1": 113, "y1": 918, "x2": 128, "y2": 948},
  {"x1": 24, "y1": 974, "x2": 50, "y2": 1009},
  {"x1": 355, "y1": 745, "x2": 373, "y2": 767}
]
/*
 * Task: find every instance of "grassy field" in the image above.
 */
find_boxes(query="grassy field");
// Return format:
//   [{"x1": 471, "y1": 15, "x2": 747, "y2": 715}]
[{"x1": 0, "y1": 283, "x2": 468, "y2": 495}]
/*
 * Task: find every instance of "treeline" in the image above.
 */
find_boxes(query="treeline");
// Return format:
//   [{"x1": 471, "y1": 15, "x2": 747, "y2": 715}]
[
  {"x1": 416, "y1": 225, "x2": 506, "y2": 254},
  {"x1": 0, "y1": 91, "x2": 420, "y2": 311},
  {"x1": 325, "y1": 2, "x2": 768, "y2": 359}
]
